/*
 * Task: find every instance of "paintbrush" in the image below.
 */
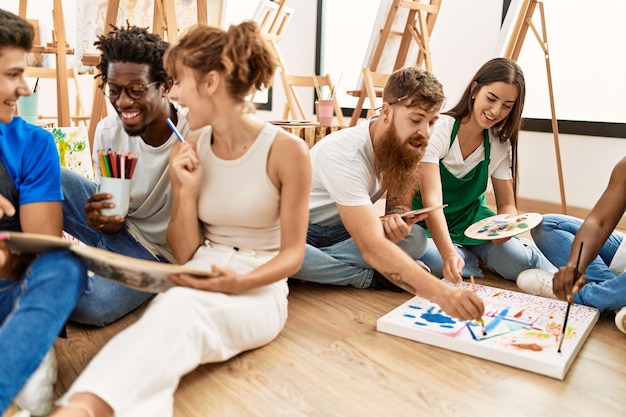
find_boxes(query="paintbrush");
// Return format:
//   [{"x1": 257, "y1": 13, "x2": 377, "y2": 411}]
[
  {"x1": 557, "y1": 241, "x2": 584, "y2": 353},
  {"x1": 470, "y1": 275, "x2": 487, "y2": 336},
  {"x1": 166, "y1": 117, "x2": 185, "y2": 143}
]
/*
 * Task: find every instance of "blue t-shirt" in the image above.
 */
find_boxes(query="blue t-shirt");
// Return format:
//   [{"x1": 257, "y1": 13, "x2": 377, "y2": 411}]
[{"x1": 0, "y1": 116, "x2": 62, "y2": 209}]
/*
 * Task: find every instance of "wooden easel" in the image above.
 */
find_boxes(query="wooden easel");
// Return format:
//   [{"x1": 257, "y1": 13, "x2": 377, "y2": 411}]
[
  {"x1": 504, "y1": 0, "x2": 567, "y2": 214},
  {"x1": 84, "y1": 0, "x2": 214, "y2": 148},
  {"x1": 19, "y1": 0, "x2": 73, "y2": 127},
  {"x1": 256, "y1": 0, "x2": 291, "y2": 74},
  {"x1": 349, "y1": 0, "x2": 442, "y2": 126}
]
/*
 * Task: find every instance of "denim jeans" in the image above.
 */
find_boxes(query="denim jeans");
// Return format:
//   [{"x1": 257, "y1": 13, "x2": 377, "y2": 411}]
[
  {"x1": 0, "y1": 250, "x2": 87, "y2": 414},
  {"x1": 532, "y1": 214, "x2": 626, "y2": 312},
  {"x1": 62, "y1": 168, "x2": 159, "y2": 327},
  {"x1": 291, "y1": 223, "x2": 428, "y2": 287},
  {"x1": 420, "y1": 234, "x2": 557, "y2": 281}
]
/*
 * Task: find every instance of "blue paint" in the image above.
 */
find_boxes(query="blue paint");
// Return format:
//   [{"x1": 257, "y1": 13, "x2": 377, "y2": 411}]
[
  {"x1": 408, "y1": 305, "x2": 422, "y2": 310},
  {"x1": 421, "y1": 306, "x2": 456, "y2": 325},
  {"x1": 486, "y1": 307, "x2": 509, "y2": 331},
  {"x1": 403, "y1": 314, "x2": 416, "y2": 318},
  {"x1": 414, "y1": 321, "x2": 427, "y2": 326}
]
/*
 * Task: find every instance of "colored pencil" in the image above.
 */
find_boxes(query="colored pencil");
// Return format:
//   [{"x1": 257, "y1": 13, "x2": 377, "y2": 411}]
[
  {"x1": 558, "y1": 241, "x2": 584, "y2": 353},
  {"x1": 470, "y1": 275, "x2": 487, "y2": 336},
  {"x1": 96, "y1": 149, "x2": 138, "y2": 179},
  {"x1": 166, "y1": 118, "x2": 185, "y2": 143}
]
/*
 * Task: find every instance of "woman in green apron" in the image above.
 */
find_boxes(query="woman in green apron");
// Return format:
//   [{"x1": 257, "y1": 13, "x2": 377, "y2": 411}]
[{"x1": 413, "y1": 58, "x2": 555, "y2": 282}]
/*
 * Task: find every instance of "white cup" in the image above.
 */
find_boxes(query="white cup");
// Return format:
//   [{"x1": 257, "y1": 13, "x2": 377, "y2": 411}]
[{"x1": 96, "y1": 177, "x2": 131, "y2": 217}]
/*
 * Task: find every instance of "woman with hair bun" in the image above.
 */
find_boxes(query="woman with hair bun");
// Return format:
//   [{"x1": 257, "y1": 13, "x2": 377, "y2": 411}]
[{"x1": 50, "y1": 21, "x2": 311, "y2": 417}]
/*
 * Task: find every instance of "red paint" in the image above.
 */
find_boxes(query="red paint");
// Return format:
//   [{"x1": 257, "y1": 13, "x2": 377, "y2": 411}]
[{"x1": 511, "y1": 343, "x2": 543, "y2": 352}]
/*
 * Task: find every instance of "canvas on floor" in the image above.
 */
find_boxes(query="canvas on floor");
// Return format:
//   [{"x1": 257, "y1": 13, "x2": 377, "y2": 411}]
[{"x1": 376, "y1": 280, "x2": 599, "y2": 380}]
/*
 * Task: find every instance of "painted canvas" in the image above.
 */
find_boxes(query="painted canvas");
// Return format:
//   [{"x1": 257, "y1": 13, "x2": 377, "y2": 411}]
[
  {"x1": 49, "y1": 127, "x2": 94, "y2": 181},
  {"x1": 377, "y1": 281, "x2": 599, "y2": 380}
]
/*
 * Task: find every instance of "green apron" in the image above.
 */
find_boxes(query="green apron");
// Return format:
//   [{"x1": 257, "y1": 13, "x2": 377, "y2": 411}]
[{"x1": 413, "y1": 119, "x2": 495, "y2": 246}]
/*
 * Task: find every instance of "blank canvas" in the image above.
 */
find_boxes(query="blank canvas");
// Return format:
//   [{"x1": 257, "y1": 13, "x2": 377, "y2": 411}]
[{"x1": 377, "y1": 281, "x2": 599, "y2": 380}]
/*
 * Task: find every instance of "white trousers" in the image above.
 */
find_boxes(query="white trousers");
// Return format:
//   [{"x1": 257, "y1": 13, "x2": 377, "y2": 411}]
[{"x1": 60, "y1": 244, "x2": 289, "y2": 417}]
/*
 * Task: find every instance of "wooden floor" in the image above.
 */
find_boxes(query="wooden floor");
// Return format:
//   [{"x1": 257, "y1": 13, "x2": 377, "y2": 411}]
[
  {"x1": 4, "y1": 197, "x2": 625, "y2": 417},
  {"x1": 31, "y1": 274, "x2": 622, "y2": 417}
]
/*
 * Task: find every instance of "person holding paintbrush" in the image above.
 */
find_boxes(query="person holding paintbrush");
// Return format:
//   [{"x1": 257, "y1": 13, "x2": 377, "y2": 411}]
[
  {"x1": 517, "y1": 156, "x2": 626, "y2": 334},
  {"x1": 290, "y1": 66, "x2": 484, "y2": 321},
  {"x1": 60, "y1": 24, "x2": 193, "y2": 328},
  {"x1": 50, "y1": 20, "x2": 310, "y2": 417},
  {"x1": 414, "y1": 58, "x2": 555, "y2": 282}
]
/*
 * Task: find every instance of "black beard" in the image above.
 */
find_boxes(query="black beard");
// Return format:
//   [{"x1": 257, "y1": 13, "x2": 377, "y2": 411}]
[
  {"x1": 376, "y1": 122, "x2": 425, "y2": 203},
  {"x1": 123, "y1": 125, "x2": 147, "y2": 137}
]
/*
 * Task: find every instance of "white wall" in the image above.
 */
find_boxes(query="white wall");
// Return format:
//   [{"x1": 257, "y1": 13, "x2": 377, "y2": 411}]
[
  {"x1": 7, "y1": 0, "x2": 623, "y2": 210},
  {"x1": 259, "y1": 0, "x2": 625, "y2": 211}
]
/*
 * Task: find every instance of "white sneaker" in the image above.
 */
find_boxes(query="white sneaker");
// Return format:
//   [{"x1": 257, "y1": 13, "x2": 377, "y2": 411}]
[
  {"x1": 516, "y1": 269, "x2": 556, "y2": 299},
  {"x1": 14, "y1": 347, "x2": 57, "y2": 416},
  {"x1": 615, "y1": 306, "x2": 626, "y2": 335}
]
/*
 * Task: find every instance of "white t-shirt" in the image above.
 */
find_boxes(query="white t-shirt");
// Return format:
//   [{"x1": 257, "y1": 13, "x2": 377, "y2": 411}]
[
  {"x1": 309, "y1": 119, "x2": 385, "y2": 227},
  {"x1": 92, "y1": 108, "x2": 191, "y2": 262},
  {"x1": 422, "y1": 115, "x2": 512, "y2": 180}
]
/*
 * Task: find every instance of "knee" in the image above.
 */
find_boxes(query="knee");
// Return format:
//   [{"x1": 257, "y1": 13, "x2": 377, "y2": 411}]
[
  {"x1": 398, "y1": 225, "x2": 428, "y2": 258},
  {"x1": 26, "y1": 250, "x2": 87, "y2": 309},
  {"x1": 71, "y1": 276, "x2": 152, "y2": 327}
]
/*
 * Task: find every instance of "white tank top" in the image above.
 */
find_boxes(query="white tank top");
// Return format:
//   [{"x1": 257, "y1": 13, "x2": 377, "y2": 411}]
[{"x1": 196, "y1": 123, "x2": 281, "y2": 251}]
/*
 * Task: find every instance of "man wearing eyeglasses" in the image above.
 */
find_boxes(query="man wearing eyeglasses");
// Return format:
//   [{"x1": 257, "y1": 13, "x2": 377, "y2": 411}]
[
  {"x1": 61, "y1": 25, "x2": 192, "y2": 327},
  {"x1": 290, "y1": 67, "x2": 484, "y2": 321}
]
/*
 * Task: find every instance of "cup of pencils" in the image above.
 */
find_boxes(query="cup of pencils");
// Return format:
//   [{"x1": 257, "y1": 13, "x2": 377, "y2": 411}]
[{"x1": 95, "y1": 149, "x2": 138, "y2": 217}]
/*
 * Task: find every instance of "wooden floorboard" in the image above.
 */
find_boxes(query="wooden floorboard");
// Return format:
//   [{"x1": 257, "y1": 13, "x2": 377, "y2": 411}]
[
  {"x1": 40, "y1": 273, "x2": 626, "y2": 417},
  {"x1": 5, "y1": 197, "x2": 625, "y2": 417}
]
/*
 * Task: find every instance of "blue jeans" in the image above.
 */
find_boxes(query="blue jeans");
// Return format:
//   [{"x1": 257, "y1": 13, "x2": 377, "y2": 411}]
[
  {"x1": 0, "y1": 250, "x2": 87, "y2": 414},
  {"x1": 420, "y1": 235, "x2": 556, "y2": 281},
  {"x1": 291, "y1": 223, "x2": 428, "y2": 287},
  {"x1": 532, "y1": 214, "x2": 626, "y2": 312},
  {"x1": 62, "y1": 168, "x2": 159, "y2": 327}
]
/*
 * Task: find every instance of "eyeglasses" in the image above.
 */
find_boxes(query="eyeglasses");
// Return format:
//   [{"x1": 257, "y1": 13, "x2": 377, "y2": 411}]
[
  {"x1": 103, "y1": 81, "x2": 160, "y2": 101},
  {"x1": 374, "y1": 95, "x2": 408, "y2": 113}
]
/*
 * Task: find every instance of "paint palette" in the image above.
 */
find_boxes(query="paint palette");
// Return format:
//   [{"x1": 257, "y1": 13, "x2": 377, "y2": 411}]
[
  {"x1": 464, "y1": 212, "x2": 543, "y2": 240},
  {"x1": 377, "y1": 280, "x2": 599, "y2": 380}
]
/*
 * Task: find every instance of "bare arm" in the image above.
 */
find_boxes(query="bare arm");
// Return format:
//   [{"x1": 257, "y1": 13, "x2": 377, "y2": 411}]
[
  {"x1": 553, "y1": 157, "x2": 626, "y2": 301},
  {"x1": 0, "y1": 201, "x2": 63, "y2": 279},
  {"x1": 166, "y1": 139, "x2": 203, "y2": 264},
  {"x1": 169, "y1": 132, "x2": 311, "y2": 293},
  {"x1": 491, "y1": 177, "x2": 517, "y2": 216},
  {"x1": 337, "y1": 202, "x2": 483, "y2": 320},
  {"x1": 419, "y1": 162, "x2": 464, "y2": 283}
]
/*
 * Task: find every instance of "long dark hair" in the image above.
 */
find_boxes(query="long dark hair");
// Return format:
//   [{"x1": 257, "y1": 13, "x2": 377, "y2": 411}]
[{"x1": 445, "y1": 58, "x2": 525, "y2": 195}]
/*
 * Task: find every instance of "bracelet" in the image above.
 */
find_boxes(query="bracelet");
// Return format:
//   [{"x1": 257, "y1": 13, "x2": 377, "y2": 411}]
[{"x1": 64, "y1": 402, "x2": 96, "y2": 417}]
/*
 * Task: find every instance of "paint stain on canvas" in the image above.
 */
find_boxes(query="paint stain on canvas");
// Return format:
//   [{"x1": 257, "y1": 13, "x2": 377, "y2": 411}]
[{"x1": 377, "y1": 280, "x2": 599, "y2": 380}]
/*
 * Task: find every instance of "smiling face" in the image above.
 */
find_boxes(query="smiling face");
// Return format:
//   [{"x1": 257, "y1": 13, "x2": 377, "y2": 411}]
[
  {"x1": 471, "y1": 81, "x2": 518, "y2": 130},
  {"x1": 168, "y1": 65, "x2": 212, "y2": 132},
  {"x1": 105, "y1": 62, "x2": 166, "y2": 136},
  {"x1": 0, "y1": 46, "x2": 30, "y2": 123}
]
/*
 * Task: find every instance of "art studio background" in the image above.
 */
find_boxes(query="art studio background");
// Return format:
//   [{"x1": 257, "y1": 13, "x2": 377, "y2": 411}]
[{"x1": 4, "y1": 0, "x2": 625, "y2": 216}]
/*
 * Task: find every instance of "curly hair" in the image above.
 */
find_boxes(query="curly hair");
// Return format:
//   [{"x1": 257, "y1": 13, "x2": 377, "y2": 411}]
[
  {"x1": 0, "y1": 9, "x2": 33, "y2": 52},
  {"x1": 94, "y1": 24, "x2": 170, "y2": 88},
  {"x1": 164, "y1": 20, "x2": 277, "y2": 104}
]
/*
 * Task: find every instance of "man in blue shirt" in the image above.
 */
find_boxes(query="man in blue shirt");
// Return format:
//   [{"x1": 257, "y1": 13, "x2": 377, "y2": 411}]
[{"x1": 0, "y1": 9, "x2": 88, "y2": 416}]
